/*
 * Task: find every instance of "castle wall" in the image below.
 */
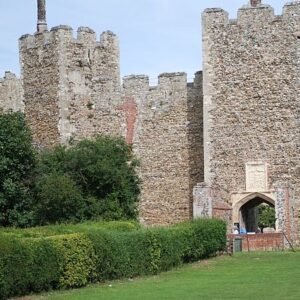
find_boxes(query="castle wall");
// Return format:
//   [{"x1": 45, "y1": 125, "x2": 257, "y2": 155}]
[
  {"x1": 19, "y1": 20, "x2": 204, "y2": 226},
  {"x1": 0, "y1": 71, "x2": 24, "y2": 112},
  {"x1": 202, "y1": 2, "x2": 300, "y2": 243},
  {"x1": 123, "y1": 72, "x2": 203, "y2": 225},
  {"x1": 187, "y1": 71, "x2": 204, "y2": 193}
]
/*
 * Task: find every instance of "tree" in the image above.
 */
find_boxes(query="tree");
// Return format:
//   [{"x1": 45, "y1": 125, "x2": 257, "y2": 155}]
[
  {"x1": 258, "y1": 204, "x2": 276, "y2": 232},
  {"x1": 34, "y1": 136, "x2": 140, "y2": 224},
  {"x1": 0, "y1": 112, "x2": 36, "y2": 227}
]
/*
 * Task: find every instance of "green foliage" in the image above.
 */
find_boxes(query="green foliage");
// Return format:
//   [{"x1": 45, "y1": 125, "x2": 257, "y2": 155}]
[
  {"x1": 0, "y1": 112, "x2": 35, "y2": 227},
  {"x1": 0, "y1": 233, "x2": 97, "y2": 299},
  {"x1": 34, "y1": 136, "x2": 140, "y2": 224},
  {"x1": 258, "y1": 204, "x2": 276, "y2": 230},
  {"x1": 0, "y1": 237, "x2": 60, "y2": 300},
  {"x1": 0, "y1": 219, "x2": 226, "y2": 299},
  {"x1": 0, "y1": 220, "x2": 139, "y2": 239},
  {"x1": 0, "y1": 113, "x2": 139, "y2": 226},
  {"x1": 86, "y1": 218, "x2": 226, "y2": 281},
  {"x1": 34, "y1": 173, "x2": 85, "y2": 225},
  {"x1": 49, "y1": 233, "x2": 96, "y2": 289}
]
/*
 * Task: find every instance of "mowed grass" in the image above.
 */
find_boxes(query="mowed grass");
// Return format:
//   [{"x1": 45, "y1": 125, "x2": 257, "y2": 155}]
[{"x1": 22, "y1": 252, "x2": 300, "y2": 300}]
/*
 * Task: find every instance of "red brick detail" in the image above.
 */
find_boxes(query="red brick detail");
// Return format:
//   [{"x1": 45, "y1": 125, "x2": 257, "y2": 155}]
[
  {"x1": 284, "y1": 188, "x2": 292, "y2": 241},
  {"x1": 227, "y1": 233, "x2": 284, "y2": 252},
  {"x1": 118, "y1": 97, "x2": 138, "y2": 144},
  {"x1": 213, "y1": 201, "x2": 232, "y2": 222}
]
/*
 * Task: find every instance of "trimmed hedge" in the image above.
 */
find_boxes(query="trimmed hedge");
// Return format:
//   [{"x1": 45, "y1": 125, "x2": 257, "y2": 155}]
[
  {"x1": 0, "y1": 220, "x2": 139, "y2": 239},
  {"x1": 0, "y1": 237, "x2": 60, "y2": 299},
  {"x1": 0, "y1": 219, "x2": 226, "y2": 299},
  {"x1": 48, "y1": 234, "x2": 96, "y2": 289}
]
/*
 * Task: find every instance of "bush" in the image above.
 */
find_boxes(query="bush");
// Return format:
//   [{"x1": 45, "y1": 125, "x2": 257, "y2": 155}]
[
  {"x1": 0, "y1": 112, "x2": 36, "y2": 227},
  {"x1": 86, "y1": 218, "x2": 226, "y2": 281},
  {"x1": 34, "y1": 136, "x2": 140, "y2": 224},
  {"x1": 0, "y1": 219, "x2": 226, "y2": 299},
  {"x1": 0, "y1": 233, "x2": 97, "y2": 299},
  {"x1": 49, "y1": 233, "x2": 96, "y2": 289},
  {"x1": 34, "y1": 173, "x2": 85, "y2": 225},
  {"x1": 0, "y1": 237, "x2": 60, "y2": 299}
]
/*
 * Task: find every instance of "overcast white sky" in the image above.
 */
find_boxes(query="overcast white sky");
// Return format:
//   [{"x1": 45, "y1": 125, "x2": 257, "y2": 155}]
[{"x1": 0, "y1": 1, "x2": 288, "y2": 82}]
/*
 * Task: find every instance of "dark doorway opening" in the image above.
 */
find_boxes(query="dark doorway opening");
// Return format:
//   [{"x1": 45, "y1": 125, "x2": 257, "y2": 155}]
[{"x1": 240, "y1": 197, "x2": 275, "y2": 233}]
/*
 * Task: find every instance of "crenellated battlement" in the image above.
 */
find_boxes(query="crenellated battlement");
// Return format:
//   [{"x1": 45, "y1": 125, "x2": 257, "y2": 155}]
[
  {"x1": 237, "y1": 4, "x2": 274, "y2": 26},
  {"x1": 20, "y1": 25, "x2": 118, "y2": 51},
  {"x1": 123, "y1": 72, "x2": 187, "y2": 94},
  {"x1": 203, "y1": 1, "x2": 300, "y2": 30},
  {"x1": 202, "y1": 8, "x2": 229, "y2": 27},
  {"x1": 0, "y1": 71, "x2": 18, "y2": 83},
  {"x1": 123, "y1": 75, "x2": 150, "y2": 92}
]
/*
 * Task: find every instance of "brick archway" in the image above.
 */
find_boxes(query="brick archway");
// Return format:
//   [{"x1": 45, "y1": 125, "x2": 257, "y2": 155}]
[{"x1": 232, "y1": 192, "x2": 276, "y2": 232}]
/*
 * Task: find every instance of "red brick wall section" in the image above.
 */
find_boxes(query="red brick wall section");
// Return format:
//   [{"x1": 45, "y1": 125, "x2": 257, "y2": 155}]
[
  {"x1": 227, "y1": 233, "x2": 284, "y2": 252},
  {"x1": 213, "y1": 201, "x2": 232, "y2": 223},
  {"x1": 118, "y1": 96, "x2": 137, "y2": 144},
  {"x1": 284, "y1": 187, "x2": 292, "y2": 241}
]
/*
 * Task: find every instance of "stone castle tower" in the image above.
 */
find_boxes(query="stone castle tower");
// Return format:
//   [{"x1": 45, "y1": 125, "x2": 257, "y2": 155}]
[
  {"x1": 194, "y1": 0, "x2": 300, "y2": 245},
  {"x1": 0, "y1": 0, "x2": 300, "y2": 245}
]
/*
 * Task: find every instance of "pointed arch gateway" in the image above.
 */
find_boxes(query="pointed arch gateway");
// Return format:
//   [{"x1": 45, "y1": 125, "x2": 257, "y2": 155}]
[{"x1": 232, "y1": 192, "x2": 276, "y2": 233}]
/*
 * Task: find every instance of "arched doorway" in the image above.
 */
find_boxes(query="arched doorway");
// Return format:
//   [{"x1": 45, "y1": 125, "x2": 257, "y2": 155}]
[
  {"x1": 240, "y1": 197, "x2": 275, "y2": 232},
  {"x1": 232, "y1": 193, "x2": 276, "y2": 233}
]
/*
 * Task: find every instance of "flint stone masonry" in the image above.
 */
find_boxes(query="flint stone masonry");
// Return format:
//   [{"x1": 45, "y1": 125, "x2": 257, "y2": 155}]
[
  {"x1": 0, "y1": 72, "x2": 24, "y2": 112},
  {"x1": 123, "y1": 72, "x2": 203, "y2": 224},
  {"x1": 202, "y1": 1, "x2": 300, "y2": 244}
]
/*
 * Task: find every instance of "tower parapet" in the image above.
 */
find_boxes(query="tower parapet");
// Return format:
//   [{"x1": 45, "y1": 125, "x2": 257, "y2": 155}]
[
  {"x1": 202, "y1": 1, "x2": 300, "y2": 31},
  {"x1": 202, "y1": 8, "x2": 229, "y2": 28},
  {"x1": 237, "y1": 4, "x2": 274, "y2": 26},
  {"x1": 20, "y1": 24, "x2": 121, "y2": 148},
  {"x1": 283, "y1": 2, "x2": 300, "y2": 29}
]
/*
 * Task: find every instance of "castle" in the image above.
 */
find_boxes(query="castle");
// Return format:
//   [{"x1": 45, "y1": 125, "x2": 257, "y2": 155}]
[{"x1": 0, "y1": 0, "x2": 299, "y2": 246}]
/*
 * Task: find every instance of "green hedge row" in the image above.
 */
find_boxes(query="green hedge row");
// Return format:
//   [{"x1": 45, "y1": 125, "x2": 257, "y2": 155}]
[
  {"x1": 0, "y1": 220, "x2": 139, "y2": 239},
  {"x1": 0, "y1": 219, "x2": 226, "y2": 300}
]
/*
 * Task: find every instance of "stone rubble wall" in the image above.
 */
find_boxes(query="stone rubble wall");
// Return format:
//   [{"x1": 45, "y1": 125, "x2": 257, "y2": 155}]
[
  {"x1": 64, "y1": 27, "x2": 123, "y2": 143},
  {"x1": 20, "y1": 30, "x2": 62, "y2": 149},
  {"x1": 202, "y1": 2, "x2": 300, "y2": 244},
  {"x1": 0, "y1": 71, "x2": 24, "y2": 112},
  {"x1": 187, "y1": 71, "x2": 204, "y2": 196},
  {"x1": 123, "y1": 72, "x2": 203, "y2": 225}
]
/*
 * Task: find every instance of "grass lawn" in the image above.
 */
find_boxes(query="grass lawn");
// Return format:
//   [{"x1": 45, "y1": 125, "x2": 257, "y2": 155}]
[{"x1": 19, "y1": 252, "x2": 300, "y2": 300}]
